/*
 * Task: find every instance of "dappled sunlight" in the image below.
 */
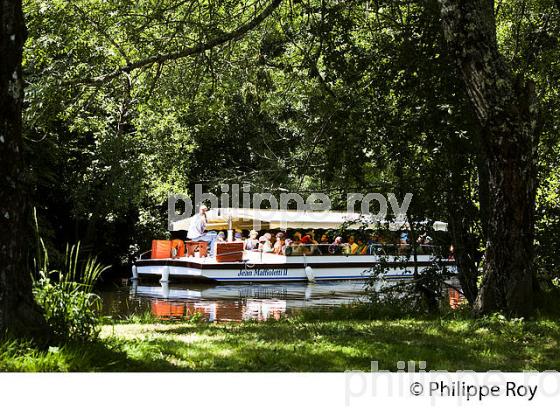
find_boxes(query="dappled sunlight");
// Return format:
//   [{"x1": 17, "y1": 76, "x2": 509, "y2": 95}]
[
  {"x1": 3, "y1": 316, "x2": 559, "y2": 371},
  {"x1": 101, "y1": 323, "x2": 227, "y2": 345},
  {"x1": 92, "y1": 318, "x2": 560, "y2": 371}
]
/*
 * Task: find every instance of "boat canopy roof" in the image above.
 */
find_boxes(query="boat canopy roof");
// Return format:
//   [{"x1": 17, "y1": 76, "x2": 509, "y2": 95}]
[{"x1": 171, "y1": 208, "x2": 448, "y2": 232}]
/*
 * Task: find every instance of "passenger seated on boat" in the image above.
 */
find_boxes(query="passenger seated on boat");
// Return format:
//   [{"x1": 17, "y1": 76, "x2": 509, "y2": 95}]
[
  {"x1": 186, "y1": 204, "x2": 217, "y2": 257},
  {"x1": 367, "y1": 234, "x2": 381, "y2": 255},
  {"x1": 211, "y1": 231, "x2": 227, "y2": 255},
  {"x1": 305, "y1": 230, "x2": 316, "y2": 243},
  {"x1": 399, "y1": 231, "x2": 409, "y2": 245},
  {"x1": 284, "y1": 238, "x2": 293, "y2": 255},
  {"x1": 306, "y1": 231, "x2": 322, "y2": 255},
  {"x1": 328, "y1": 236, "x2": 343, "y2": 255},
  {"x1": 356, "y1": 237, "x2": 368, "y2": 255},
  {"x1": 244, "y1": 230, "x2": 259, "y2": 251},
  {"x1": 300, "y1": 234, "x2": 313, "y2": 256},
  {"x1": 264, "y1": 233, "x2": 274, "y2": 252},
  {"x1": 318, "y1": 233, "x2": 330, "y2": 254},
  {"x1": 273, "y1": 232, "x2": 285, "y2": 255},
  {"x1": 348, "y1": 235, "x2": 359, "y2": 254},
  {"x1": 417, "y1": 232, "x2": 432, "y2": 246},
  {"x1": 399, "y1": 231, "x2": 409, "y2": 255},
  {"x1": 234, "y1": 232, "x2": 244, "y2": 242},
  {"x1": 289, "y1": 233, "x2": 304, "y2": 256},
  {"x1": 258, "y1": 233, "x2": 274, "y2": 253},
  {"x1": 416, "y1": 232, "x2": 433, "y2": 254}
]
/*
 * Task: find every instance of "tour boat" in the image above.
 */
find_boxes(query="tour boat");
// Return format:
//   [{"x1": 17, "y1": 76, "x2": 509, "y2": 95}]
[{"x1": 132, "y1": 208, "x2": 454, "y2": 283}]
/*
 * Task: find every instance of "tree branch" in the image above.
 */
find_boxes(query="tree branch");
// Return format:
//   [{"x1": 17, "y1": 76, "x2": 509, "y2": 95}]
[
  {"x1": 72, "y1": 0, "x2": 283, "y2": 85},
  {"x1": 69, "y1": 1, "x2": 131, "y2": 65}
]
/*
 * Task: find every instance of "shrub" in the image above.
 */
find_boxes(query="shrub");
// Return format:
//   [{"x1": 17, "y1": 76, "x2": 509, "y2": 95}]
[
  {"x1": 33, "y1": 280, "x2": 102, "y2": 342},
  {"x1": 32, "y1": 214, "x2": 110, "y2": 342},
  {"x1": 364, "y1": 253, "x2": 456, "y2": 318}
]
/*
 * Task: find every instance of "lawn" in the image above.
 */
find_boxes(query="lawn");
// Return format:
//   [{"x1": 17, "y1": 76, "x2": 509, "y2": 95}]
[{"x1": 1, "y1": 314, "x2": 559, "y2": 371}]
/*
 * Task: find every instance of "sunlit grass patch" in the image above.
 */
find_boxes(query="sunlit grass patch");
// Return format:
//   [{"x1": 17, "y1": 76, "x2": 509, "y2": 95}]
[{"x1": 2, "y1": 313, "x2": 559, "y2": 372}]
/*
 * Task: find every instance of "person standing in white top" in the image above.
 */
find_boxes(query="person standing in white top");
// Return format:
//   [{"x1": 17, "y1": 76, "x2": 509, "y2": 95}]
[{"x1": 187, "y1": 204, "x2": 217, "y2": 256}]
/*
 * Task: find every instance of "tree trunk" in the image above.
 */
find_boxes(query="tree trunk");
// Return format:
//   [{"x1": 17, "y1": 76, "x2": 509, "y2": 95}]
[
  {"x1": 0, "y1": 0, "x2": 50, "y2": 339},
  {"x1": 477, "y1": 148, "x2": 490, "y2": 240},
  {"x1": 439, "y1": 0, "x2": 538, "y2": 316},
  {"x1": 447, "y1": 198, "x2": 479, "y2": 305}
]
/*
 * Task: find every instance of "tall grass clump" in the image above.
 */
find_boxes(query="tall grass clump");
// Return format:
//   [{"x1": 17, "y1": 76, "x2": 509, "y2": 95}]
[{"x1": 32, "y1": 210, "x2": 110, "y2": 342}]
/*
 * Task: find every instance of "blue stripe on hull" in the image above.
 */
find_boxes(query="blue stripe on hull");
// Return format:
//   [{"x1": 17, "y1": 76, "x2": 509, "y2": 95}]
[{"x1": 208, "y1": 274, "x2": 413, "y2": 281}]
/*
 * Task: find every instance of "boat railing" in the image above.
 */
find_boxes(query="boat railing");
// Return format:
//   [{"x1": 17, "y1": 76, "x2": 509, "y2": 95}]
[
  {"x1": 138, "y1": 250, "x2": 152, "y2": 260},
  {"x1": 136, "y1": 242, "x2": 445, "y2": 260},
  {"x1": 279, "y1": 243, "x2": 442, "y2": 257}
]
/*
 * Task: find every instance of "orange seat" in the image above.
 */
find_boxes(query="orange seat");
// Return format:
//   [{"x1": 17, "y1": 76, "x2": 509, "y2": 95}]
[
  {"x1": 151, "y1": 240, "x2": 172, "y2": 259},
  {"x1": 185, "y1": 241, "x2": 208, "y2": 257},
  {"x1": 215, "y1": 242, "x2": 244, "y2": 262}
]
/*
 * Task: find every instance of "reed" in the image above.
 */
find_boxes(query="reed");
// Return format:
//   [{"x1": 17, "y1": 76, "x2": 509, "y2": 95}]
[{"x1": 32, "y1": 208, "x2": 110, "y2": 341}]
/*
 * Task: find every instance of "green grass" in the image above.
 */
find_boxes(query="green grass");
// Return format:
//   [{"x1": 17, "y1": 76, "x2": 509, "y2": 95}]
[{"x1": 1, "y1": 311, "x2": 559, "y2": 372}]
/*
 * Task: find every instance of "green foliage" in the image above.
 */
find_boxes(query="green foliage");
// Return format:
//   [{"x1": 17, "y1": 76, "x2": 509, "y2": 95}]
[
  {"x1": 364, "y1": 245, "x2": 456, "y2": 316},
  {"x1": 33, "y1": 281, "x2": 102, "y2": 342},
  {"x1": 18, "y1": 0, "x2": 560, "y2": 316},
  {"x1": 536, "y1": 165, "x2": 560, "y2": 281},
  {"x1": 32, "y1": 229, "x2": 110, "y2": 341},
  {"x1": 22, "y1": 0, "x2": 480, "y2": 265}
]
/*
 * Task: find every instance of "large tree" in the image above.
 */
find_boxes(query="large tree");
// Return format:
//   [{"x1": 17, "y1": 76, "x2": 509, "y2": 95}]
[
  {"x1": 3, "y1": 0, "x2": 285, "y2": 337},
  {"x1": 439, "y1": 0, "x2": 539, "y2": 316},
  {"x1": 0, "y1": 0, "x2": 49, "y2": 338}
]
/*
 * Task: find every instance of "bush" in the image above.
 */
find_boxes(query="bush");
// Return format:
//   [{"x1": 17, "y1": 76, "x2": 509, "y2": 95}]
[
  {"x1": 32, "y1": 224, "x2": 110, "y2": 342},
  {"x1": 364, "y1": 253, "x2": 456, "y2": 317},
  {"x1": 33, "y1": 280, "x2": 101, "y2": 342}
]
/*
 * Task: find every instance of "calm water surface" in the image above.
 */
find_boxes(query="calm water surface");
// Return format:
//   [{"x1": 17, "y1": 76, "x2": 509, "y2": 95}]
[{"x1": 98, "y1": 280, "x2": 372, "y2": 322}]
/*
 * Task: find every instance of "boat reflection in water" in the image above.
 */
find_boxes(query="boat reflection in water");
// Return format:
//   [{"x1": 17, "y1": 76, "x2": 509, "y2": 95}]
[
  {"x1": 150, "y1": 299, "x2": 287, "y2": 322},
  {"x1": 101, "y1": 280, "x2": 463, "y2": 322},
  {"x1": 129, "y1": 280, "x2": 368, "y2": 322},
  {"x1": 448, "y1": 287, "x2": 465, "y2": 309}
]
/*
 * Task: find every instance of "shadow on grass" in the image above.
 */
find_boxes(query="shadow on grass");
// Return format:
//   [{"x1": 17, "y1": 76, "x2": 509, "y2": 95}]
[
  {"x1": 4, "y1": 317, "x2": 559, "y2": 372},
  {"x1": 121, "y1": 319, "x2": 560, "y2": 371},
  {"x1": 0, "y1": 338, "x2": 180, "y2": 372}
]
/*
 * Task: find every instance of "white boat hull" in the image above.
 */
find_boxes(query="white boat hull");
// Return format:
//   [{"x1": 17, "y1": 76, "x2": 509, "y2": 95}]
[{"x1": 133, "y1": 253, "x2": 456, "y2": 282}]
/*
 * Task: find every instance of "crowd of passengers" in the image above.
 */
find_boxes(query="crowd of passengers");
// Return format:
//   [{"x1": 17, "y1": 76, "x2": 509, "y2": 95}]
[{"x1": 213, "y1": 229, "x2": 434, "y2": 256}]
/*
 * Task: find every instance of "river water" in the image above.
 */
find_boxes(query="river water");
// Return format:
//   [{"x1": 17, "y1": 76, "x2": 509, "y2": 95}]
[
  {"x1": 98, "y1": 280, "x2": 463, "y2": 322},
  {"x1": 98, "y1": 280, "x2": 371, "y2": 322}
]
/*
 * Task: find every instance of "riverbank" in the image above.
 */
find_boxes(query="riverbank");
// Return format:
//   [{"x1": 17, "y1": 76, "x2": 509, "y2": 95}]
[{"x1": 1, "y1": 313, "x2": 559, "y2": 371}]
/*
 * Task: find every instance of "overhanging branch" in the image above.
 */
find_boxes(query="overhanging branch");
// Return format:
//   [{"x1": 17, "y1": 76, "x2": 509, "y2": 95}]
[{"x1": 73, "y1": 0, "x2": 283, "y2": 85}]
